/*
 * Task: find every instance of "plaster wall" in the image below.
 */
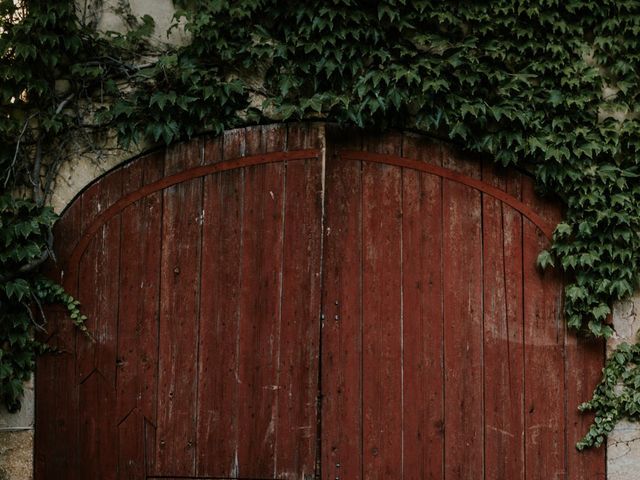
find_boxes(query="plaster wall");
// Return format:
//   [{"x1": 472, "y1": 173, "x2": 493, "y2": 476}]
[
  {"x1": 77, "y1": 0, "x2": 190, "y2": 46},
  {"x1": 607, "y1": 297, "x2": 640, "y2": 480}
]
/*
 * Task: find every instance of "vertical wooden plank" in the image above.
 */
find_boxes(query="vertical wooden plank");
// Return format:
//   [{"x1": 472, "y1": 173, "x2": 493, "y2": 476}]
[
  {"x1": 144, "y1": 417, "x2": 157, "y2": 475},
  {"x1": 273, "y1": 124, "x2": 323, "y2": 478},
  {"x1": 78, "y1": 370, "x2": 116, "y2": 479},
  {"x1": 522, "y1": 179, "x2": 566, "y2": 480},
  {"x1": 154, "y1": 140, "x2": 203, "y2": 475},
  {"x1": 361, "y1": 130, "x2": 403, "y2": 478},
  {"x1": 204, "y1": 128, "x2": 240, "y2": 165},
  {"x1": 482, "y1": 163, "x2": 525, "y2": 480},
  {"x1": 118, "y1": 409, "x2": 145, "y2": 480},
  {"x1": 195, "y1": 134, "x2": 243, "y2": 477},
  {"x1": 53, "y1": 193, "x2": 84, "y2": 291},
  {"x1": 76, "y1": 169, "x2": 122, "y2": 385},
  {"x1": 566, "y1": 334, "x2": 606, "y2": 480},
  {"x1": 36, "y1": 200, "x2": 82, "y2": 480},
  {"x1": 77, "y1": 170, "x2": 122, "y2": 480},
  {"x1": 137, "y1": 155, "x2": 165, "y2": 428},
  {"x1": 286, "y1": 122, "x2": 323, "y2": 153},
  {"x1": 35, "y1": 308, "x2": 77, "y2": 480},
  {"x1": 504, "y1": 171, "x2": 526, "y2": 479},
  {"x1": 115, "y1": 152, "x2": 164, "y2": 478},
  {"x1": 76, "y1": 190, "x2": 99, "y2": 384},
  {"x1": 263, "y1": 123, "x2": 287, "y2": 158},
  {"x1": 115, "y1": 161, "x2": 144, "y2": 422},
  {"x1": 321, "y1": 125, "x2": 363, "y2": 480},
  {"x1": 401, "y1": 134, "x2": 444, "y2": 479},
  {"x1": 442, "y1": 146, "x2": 483, "y2": 479},
  {"x1": 236, "y1": 125, "x2": 285, "y2": 477}
]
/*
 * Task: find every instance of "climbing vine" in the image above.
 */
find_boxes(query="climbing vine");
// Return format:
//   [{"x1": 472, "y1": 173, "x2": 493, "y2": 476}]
[
  {"x1": 0, "y1": 195, "x2": 86, "y2": 411},
  {"x1": 2, "y1": 0, "x2": 640, "y2": 447}
]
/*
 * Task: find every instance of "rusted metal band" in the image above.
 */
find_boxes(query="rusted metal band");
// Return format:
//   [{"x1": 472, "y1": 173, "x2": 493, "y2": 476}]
[
  {"x1": 339, "y1": 150, "x2": 556, "y2": 240},
  {"x1": 63, "y1": 149, "x2": 321, "y2": 289},
  {"x1": 64, "y1": 146, "x2": 554, "y2": 291}
]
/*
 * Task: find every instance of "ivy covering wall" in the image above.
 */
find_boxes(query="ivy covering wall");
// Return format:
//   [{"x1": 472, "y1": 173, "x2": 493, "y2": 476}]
[{"x1": 2, "y1": 0, "x2": 640, "y2": 448}]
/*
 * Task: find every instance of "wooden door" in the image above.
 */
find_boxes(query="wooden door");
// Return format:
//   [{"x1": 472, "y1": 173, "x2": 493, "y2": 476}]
[
  {"x1": 36, "y1": 123, "x2": 605, "y2": 480},
  {"x1": 36, "y1": 124, "x2": 324, "y2": 480},
  {"x1": 319, "y1": 127, "x2": 606, "y2": 480}
]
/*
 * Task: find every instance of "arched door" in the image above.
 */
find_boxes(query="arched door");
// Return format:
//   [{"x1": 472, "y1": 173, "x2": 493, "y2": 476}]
[{"x1": 36, "y1": 124, "x2": 605, "y2": 479}]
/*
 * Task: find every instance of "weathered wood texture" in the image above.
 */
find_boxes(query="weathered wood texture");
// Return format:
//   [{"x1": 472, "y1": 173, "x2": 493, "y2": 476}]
[
  {"x1": 320, "y1": 128, "x2": 605, "y2": 480},
  {"x1": 36, "y1": 124, "x2": 605, "y2": 480}
]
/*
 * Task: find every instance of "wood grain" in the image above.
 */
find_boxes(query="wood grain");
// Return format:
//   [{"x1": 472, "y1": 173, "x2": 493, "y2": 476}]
[
  {"x1": 76, "y1": 168, "x2": 122, "y2": 480},
  {"x1": 154, "y1": 140, "x2": 203, "y2": 475},
  {"x1": 115, "y1": 152, "x2": 164, "y2": 479},
  {"x1": 35, "y1": 124, "x2": 606, "y2": 480},
  {"x1": 36, "y1": 197, "x2": 82, "y2": 480},
  {"x1": 441, "y1": 146, "x2": 484, "y2": 480},
  {"x1": 321, "y1": 125, "x2": 364, "y2": 480},
  {"x1": 235, "y1": 125, "x2": 284, "y2": 477},
  {"x1": 275, "y1": 124, "x2": 323, "y2": 477},
  {"x1": 361, "y1": 130, "x2": 403, "y2": 478},
  {"x1": 401, "y1": 133, "x2": 444, "y2": 479},
  {"x1": 522, "y1": 179, "x2": 566, "y2": 480},
  {"x1": 195, "y1": 133, "x2": 243, "y2": 477},
  {"x1": 482, "y1": 162, "x2": 525, "y2": 480}
]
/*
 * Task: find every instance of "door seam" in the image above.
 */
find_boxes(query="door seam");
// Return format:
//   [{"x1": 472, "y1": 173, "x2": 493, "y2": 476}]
[{"x1": 315, "y1": 124, "x2": 327, "y2": 480}]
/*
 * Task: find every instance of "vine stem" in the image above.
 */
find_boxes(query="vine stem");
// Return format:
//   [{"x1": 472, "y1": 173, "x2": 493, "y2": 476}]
[
  {"x1": 4, "y1": 113, "x2": 35, "y2": 188},
  {"x1": 32, "y1": 135, "x2": 43, "y2": 206}
]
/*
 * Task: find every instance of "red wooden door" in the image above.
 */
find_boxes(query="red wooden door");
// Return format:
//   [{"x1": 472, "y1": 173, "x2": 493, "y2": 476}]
[
  {"x1": 36, "y1": 124, "x2": 324, "y2": 480},
  {"x1": 319, "y1": 127, "x2": 605, "y2": 480},
  {"x1": 36, "y1": 123, "x2": 605, "y2": 480}
]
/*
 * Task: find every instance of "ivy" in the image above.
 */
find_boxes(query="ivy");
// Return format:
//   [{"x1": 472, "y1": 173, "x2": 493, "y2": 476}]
[
  {"x1": 0, "y1": 194, "x2": 86, "y2": 411},
  {"x1": 577, "y1": 341, "x2": 640, "y2": 451},
  {"x1": 3, "y1": 0, "x2": 640, "y2": 449}
]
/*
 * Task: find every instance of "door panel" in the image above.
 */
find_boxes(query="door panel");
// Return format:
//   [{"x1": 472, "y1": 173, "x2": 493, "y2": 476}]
[
  {"x1": 401, "y1": 135, "x2": 444, "y2": 479},
  {"x1": 36, "y1": 124, "x2": 606, "y2": 480},
  {"x1": 361, "y1": 130, "x2": 404, "y2": 477},
  {"x1": 116, "y1": 152, "x2": 163, "y2": 480},
  {"x1": 37, "y1": 125, "x2": 323, "y2": 480},
  {"x1": 76, "y1": 169, "x2": 123, "y2": 480},
  {"x1": 320, "y1": 128, "x2": 364, "y2": 480},
  {"x1": 481, "y1": 162, "x2": 525, "y2": 480},
  {"x1": 196, "y1": 135, "x2": 244, "y2": 475},
  {"x1": 154, "y1": 142, "x2": 203, "y2": 475},
  {"x1": 319, "y1": 127, "x2": 606, "y2": 480},
  {"x1": 441, "y1": 145, "x2": 484, "y2": 480}
]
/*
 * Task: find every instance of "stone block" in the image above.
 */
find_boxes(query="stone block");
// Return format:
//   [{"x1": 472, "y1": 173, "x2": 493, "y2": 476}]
[{"x1": 0, "y1": 430, "x2": 33, "y2": 480}]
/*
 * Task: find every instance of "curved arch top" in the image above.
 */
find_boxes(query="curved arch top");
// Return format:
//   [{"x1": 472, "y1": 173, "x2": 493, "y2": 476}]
[
  {"x1": 64, "y1": 148, "x2": 321, "y2": 286},
  {"x1": 60, "y1": 124, "x2": 558, "y2": 289},
  {"x1": 38, "y1": 123, "x2": 604, "y2": 480},
  {"x1": 339, "y1": 149, "x2": 556, "y2": 240}
]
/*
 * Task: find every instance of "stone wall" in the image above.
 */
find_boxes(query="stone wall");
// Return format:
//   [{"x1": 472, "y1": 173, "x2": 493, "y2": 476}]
[
  {"x1": 0, "y1": 379, "x2": 33, "y2": 480},
  {"x1": 0, "y1": 431, "x2": 32, "y2": 480},
  {"x1": 607, "y1": 296, "x2": 640, "y2": 480}
]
